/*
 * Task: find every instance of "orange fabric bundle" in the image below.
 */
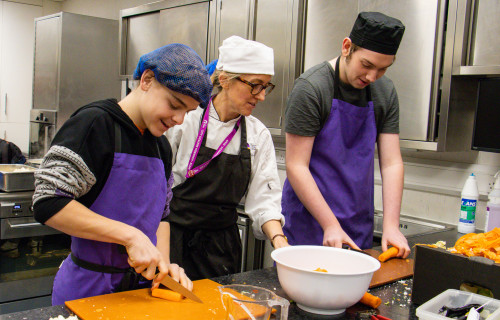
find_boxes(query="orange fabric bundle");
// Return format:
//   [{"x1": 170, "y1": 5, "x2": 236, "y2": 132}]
[{"x1": 448, "y1": 228, "x2": 500, "y2": 263}]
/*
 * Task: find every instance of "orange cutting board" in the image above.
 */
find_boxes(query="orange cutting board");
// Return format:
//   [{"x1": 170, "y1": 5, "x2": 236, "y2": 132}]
[
  {"x1": 66, "y1": 279, "x2": 232, "y2": 320},
  {"x1": 365, "y1": 249, "x2": 414, "y2": 288}
]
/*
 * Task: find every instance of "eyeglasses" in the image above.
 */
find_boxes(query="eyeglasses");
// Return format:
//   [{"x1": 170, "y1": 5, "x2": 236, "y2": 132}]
[{"x1": 235, "y1": 77, "x2": 275, "y2": 96}]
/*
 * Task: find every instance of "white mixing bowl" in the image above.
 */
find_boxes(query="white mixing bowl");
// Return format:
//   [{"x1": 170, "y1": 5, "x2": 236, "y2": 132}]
[{"x1": 271, "y1": 245, "x2": 380, "y2": 315}]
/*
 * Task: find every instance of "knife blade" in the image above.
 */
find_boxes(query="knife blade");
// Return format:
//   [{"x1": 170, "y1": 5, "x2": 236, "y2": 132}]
[{"x1": 158, "y1": 274, "x2": 203, "y2": 303}]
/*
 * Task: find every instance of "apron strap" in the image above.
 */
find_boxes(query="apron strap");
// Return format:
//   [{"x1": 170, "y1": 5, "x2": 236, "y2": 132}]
[
  {"x1": 114, "y1": 122, "x2": 122, "y2": 153},
  {"x1": 71, "y1": 252, "x2": 129, "y2": 273},
  {"x1": 70, "y1": 253, "x2": 144, "y2": 292}
]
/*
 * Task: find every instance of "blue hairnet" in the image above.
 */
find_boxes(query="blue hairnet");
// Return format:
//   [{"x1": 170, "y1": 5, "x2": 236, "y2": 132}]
[
  {"x1": 205, "y1": 59, "x2": 218, "y2": 76},
  {"x1": 133, "y1": 44, "x2": 212, "y2": 108}
]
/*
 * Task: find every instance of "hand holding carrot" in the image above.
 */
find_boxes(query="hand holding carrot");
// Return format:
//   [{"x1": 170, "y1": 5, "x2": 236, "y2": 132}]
[{"x1": 378, "y1": 246, "x2": 399, "y2": 262}]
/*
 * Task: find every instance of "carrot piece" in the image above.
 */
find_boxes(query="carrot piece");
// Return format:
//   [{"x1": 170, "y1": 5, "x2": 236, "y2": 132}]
[
  {"x1": 314, "y1": 267, "x2": 328, "y2": 272},
  {"x1": 378, "y1": 246, "x2": 399, "y2": 262},
  {"x1": 359, "y1": 291, "x2": 382, "y2": 309},
  {"x1": 151, "y1": 288, "x2": 184, "y2": 302}
]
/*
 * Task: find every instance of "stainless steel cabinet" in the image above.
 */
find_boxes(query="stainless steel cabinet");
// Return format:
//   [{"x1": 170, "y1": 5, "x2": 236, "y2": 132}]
[
  {"x1": 123, "y1": 11, "x2": 161, "y2": 76},
  {"x1": 120, "y1": 0, "x2": 212, "y2": 76},
  {"x1": 438, "y1": 0, "x2": 500, "y2": 152},
  {"x1": 210, "y1": 0, "x2": 305, "y2": 134},
  {"x1": 30, "y1": 12, "x2": 120, "y2": 159},
  {"x1": 470, "y1": 0, "x2": 500, "y2": 66},
  {"x1": 254, "y1": 0, "x2": 304, "y2": 133},
  {"x1": 214, "y1": 0, "x2": 250, "y2": 46}
]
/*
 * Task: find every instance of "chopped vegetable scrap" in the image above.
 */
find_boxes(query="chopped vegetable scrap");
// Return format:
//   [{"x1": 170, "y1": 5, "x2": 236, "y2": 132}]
[
  {"x1": 448, "y1": 227, "x2": 500, "y2": 263},
  {"x1": 378, "y1": 247, "x2": 399, "y2": 262},
  {"x1": 414, "y1": 240, "x2": 447, "y2": 249},
  {"x1": 313, "y1": 267, "x2": 328, "y2": 272},
  {"x1": 460, "y1": 282, "x2": 494, "y2": 298},
  {"x1": 359, "y1": 292, "x2": 382, "y2": 309}
]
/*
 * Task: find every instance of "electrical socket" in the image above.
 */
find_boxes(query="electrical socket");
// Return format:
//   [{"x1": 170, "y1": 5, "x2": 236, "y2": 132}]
[{"x1": 275, "y1": 149, "x2": 286, "y2": 165}]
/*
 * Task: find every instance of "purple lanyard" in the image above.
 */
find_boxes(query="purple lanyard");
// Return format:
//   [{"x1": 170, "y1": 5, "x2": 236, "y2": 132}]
[{"x1": 185, "y1": 98, "x2": 242, "y2": 178}]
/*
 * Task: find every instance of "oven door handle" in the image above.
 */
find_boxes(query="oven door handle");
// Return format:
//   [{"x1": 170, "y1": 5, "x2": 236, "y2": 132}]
[{"x1": 7, "y1": 220, "x2": 43, "y2": 228}]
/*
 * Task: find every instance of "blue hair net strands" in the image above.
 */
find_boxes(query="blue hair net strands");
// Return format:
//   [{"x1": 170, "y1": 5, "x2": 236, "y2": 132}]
[
  {"x1": 205, "y1": 59, "x2": 218, "y2": 76},
  {"x1": 133, "y1": 44, "x2": 213, "y2": 108}
]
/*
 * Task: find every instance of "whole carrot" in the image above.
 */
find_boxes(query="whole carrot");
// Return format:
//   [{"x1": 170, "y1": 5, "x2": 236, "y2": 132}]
[
  {"x1": 151, "y1": 288, "x2": 184, "y2": 302},
  {"x1": 359, "y1": 291, "x2": 382, "y2": 308},
  {"x1": 378, "y1": 246, "x2": 399, "y2": 262}
]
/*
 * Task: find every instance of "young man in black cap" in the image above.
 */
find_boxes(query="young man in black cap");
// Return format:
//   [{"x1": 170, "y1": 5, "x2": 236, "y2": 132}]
[{"x1": 281, "y1": 12, "x2": 411, "y2": 258}]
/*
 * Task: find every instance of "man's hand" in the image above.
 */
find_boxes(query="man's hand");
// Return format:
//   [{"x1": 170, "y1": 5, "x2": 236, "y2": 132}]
[
  {"x1": 381, "y1": 227, "x2": 410, "y2": 258},
  {"x1": 323, "y1": 225, "x2": 360, "y2": 249}
]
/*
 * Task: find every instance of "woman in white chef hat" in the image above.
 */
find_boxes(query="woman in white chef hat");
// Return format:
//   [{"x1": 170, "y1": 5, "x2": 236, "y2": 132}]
[{"x1": 165, "y1": 35, "x2": 289, "y2": 280}]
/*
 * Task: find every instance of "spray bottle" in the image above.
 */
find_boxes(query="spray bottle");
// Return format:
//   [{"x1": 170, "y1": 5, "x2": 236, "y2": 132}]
[
  {"x1": 485, "y1": 170, "x2": 500, "y2": 232},
  {"x1": 458, "y1": 173, "x2": 479, "y2": 234}
]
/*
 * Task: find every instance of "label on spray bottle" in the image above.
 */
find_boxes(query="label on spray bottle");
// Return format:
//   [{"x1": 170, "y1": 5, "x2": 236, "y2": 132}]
[{"x1": 460, "y1": 198, "x2": 477, "y2": 224}]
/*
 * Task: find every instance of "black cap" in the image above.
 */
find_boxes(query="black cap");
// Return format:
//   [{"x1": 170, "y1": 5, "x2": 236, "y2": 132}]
[{"x1": 349, "y1": 12, "x2": 405, "y2": 55}]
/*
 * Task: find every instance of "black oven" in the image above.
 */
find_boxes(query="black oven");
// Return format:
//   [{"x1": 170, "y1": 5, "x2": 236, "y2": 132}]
[{"x1": 0, "y1": 190, "x2": 70, "y2": 315}]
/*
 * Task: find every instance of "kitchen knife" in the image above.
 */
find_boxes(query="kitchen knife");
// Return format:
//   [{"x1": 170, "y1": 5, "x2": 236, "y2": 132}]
[
  {"x1": 341, "y1": 244, "x2": 371, "y2": 256},
  {"x1": 159, "y1": 274, "x2": 203, "y2": 303}
]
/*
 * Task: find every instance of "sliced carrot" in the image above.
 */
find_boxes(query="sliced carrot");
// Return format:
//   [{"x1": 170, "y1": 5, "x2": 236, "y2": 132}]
[
  {"x1": 359, "y1": 291, "x2": 382, "y2": 308},
  {"x1": 151, "y1": 288, "x2": 183, "y2": 302},
  {"x1": 378, "y1": 246, "x2": 399, "y2": 262},
  {"x1": 314, "y1": 267, "x2": 328, "y2": 272}
]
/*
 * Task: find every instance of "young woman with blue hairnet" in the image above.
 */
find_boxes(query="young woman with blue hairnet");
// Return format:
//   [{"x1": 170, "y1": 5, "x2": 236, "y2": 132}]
[
  {"x1": 165, "y1": 36, "x2": 289, "y2": 280},
  {"x1": 32, "y1": 44, "x2": 212, "y2": 305}
]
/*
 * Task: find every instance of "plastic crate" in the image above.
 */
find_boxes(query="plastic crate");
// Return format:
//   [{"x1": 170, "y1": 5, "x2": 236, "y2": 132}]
[{"x1": 416, "y1": 289, "x2": 500, "y2": 320}]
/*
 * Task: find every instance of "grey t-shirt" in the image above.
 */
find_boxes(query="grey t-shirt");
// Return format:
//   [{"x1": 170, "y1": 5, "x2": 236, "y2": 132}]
[{"x1": 284, "y1": 61, "x2": 399, "y2": 136}]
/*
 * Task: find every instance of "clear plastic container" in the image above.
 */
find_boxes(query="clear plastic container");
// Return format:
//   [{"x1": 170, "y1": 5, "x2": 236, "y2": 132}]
[{"x1": 416, "y1": 289, "x2": 500, "y2": 320}]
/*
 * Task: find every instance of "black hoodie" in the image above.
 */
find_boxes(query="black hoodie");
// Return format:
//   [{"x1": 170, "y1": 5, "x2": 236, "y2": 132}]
[{"x1": 33, "y1": 99, "x2": 172, "y2": 223}]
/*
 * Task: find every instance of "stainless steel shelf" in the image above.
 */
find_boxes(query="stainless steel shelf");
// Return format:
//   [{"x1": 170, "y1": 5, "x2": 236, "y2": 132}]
[{"x1": 452, "y1": 66, "x2": 500, "y2": 77}]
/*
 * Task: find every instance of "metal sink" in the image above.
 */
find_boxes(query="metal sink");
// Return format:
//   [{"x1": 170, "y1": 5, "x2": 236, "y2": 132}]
[{"x1": 373, "y1": 212, "x2": 451, "y2": 238}]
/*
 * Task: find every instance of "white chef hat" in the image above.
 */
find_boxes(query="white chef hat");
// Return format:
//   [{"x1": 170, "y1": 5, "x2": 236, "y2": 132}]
[{"x1": 216, "y1": 36, "x2": 274, "y2": 76}]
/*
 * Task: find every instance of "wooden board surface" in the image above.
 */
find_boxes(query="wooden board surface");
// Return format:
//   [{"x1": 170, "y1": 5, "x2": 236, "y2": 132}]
[
  {"x1": 365, "y1": 249, "x2": 414, "y2": 288},
  {"x1": 66, "y1": 279, "x2": 229, "y2": 320}
]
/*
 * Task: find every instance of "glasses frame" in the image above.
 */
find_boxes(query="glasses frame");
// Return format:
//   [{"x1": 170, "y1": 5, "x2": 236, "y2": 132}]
[{"x1": 235, "y1": 77, "x2": 275, "y2": 96}]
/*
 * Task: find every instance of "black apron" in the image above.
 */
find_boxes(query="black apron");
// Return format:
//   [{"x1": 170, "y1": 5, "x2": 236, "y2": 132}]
[{"x1": 169, "y1": 109, "x2": 251, "y2": 280}]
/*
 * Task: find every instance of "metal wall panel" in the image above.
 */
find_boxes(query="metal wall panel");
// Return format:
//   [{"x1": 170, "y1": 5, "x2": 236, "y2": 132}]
[
  {"x1": 217, "y1": 0, "x2": 249, "y2": 45},
  {"x1": 303, "y1": 0, "x2": 356, "y2": 70},
  {"x1": 359, "y1": 0, "x2": 441, "y2": 141},
  {"x1": 159, "y1": 2, "x2": 210, "y2": 63},
  {"x1": 33, "y1": 16, "x2": 60, "y2": 110},
  {"x1": 125, "y1": 12, "x2": 161, "y2": 75},
  {"x1": 254, "y1": 0, "x2": 289, "y2": 129},
  {"x1": 471, "y1": 0, "x2": 500, "y2": 66}
]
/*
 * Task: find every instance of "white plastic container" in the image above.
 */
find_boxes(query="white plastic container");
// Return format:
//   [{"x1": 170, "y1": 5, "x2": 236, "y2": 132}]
[
  {"x1": 416, "y1": 289, "x2": 500, "y2": 320},
  {"x1": 485, "y1": 170, "x2": 500, "y2": 232},
  {"x1": 458, "y1": 173, "x2": 479, "y2": 234}
]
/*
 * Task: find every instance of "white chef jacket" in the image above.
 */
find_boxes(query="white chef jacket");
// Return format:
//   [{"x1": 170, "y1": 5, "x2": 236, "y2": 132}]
[{"x1": 165, "y1": 102, "x2": 285, "y2": 240}]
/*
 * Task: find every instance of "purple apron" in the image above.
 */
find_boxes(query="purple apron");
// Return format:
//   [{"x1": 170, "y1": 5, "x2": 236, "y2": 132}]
[
  {"x1": 52, "y1": 123, "x2": 167, "y2": 305},
  {"x1": 282, "y1": 58, "x2": 377, "y2": 249}
]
